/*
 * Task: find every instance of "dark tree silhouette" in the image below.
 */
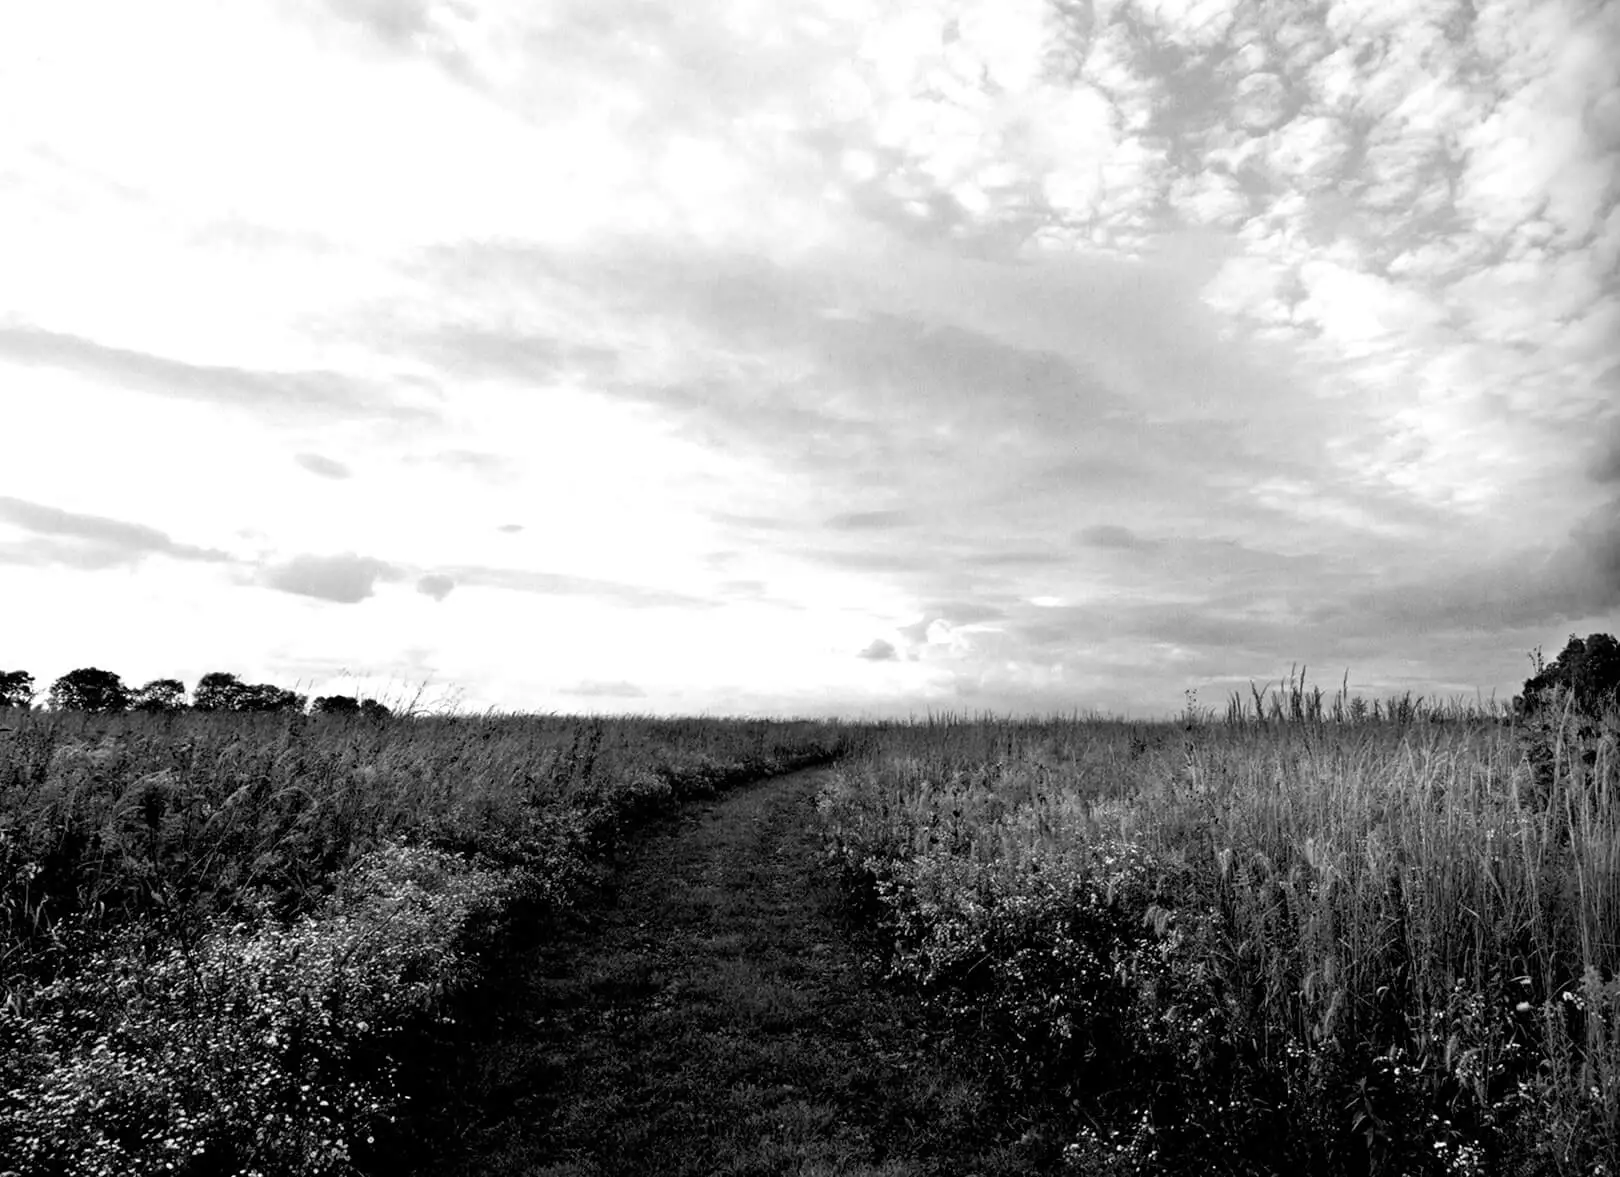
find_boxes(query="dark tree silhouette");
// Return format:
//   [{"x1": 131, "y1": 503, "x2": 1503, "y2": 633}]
[
  {"x1": 0, "y1": 670, "x2": 34, "y2": 709},
  {"x1": 1519, "y1": 633, "x2": 1620, "y2": 716},
  {"x1": 235, "y1": 683, "x2": 307, "y2": 713},
  {"x1": 130, "y1": 678, "x2": 187, "y2": 713},
  {"x1": 312, "y1": 696, "x2": 391, "y2": 720},
  {"x1": 49, "y1": 668, "x2": 131, "y2": 713},
  {"x1": 193, "y1": 671, "x2": 246, "y2": 712},
  {"x1": 194, "y1": 672, "x2": 305, "y2": 714}
]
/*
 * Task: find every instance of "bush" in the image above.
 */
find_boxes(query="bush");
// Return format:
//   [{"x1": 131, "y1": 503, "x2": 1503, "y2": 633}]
[
  {"x1": 0, "y1": 843, "x2": 519, "y2": 1177},
  {"x1": 1519, "y1": 634, "x2": 1620, "y2": 718}
]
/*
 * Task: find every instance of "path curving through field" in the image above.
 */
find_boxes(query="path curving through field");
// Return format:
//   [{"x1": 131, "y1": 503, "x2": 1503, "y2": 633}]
[{"x1": 406, "y1": 766, "x2": 1053, "y2": 1177}]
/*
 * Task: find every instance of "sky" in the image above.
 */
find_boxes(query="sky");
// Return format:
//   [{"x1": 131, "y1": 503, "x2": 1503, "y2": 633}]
[{"x1": 1, "y1": 0, "x2": 1617, "y2": 718}]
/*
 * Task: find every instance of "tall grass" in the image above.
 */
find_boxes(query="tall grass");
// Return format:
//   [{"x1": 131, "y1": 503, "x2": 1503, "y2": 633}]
[
  {"x1": 817, "y1": 689, "x2": 1620, "y2": 1175},
  {"x1": 0, "y1": 704, "x2": 848, "y2": 1175}
]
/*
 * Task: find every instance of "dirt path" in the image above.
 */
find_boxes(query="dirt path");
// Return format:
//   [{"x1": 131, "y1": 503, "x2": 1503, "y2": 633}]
[{"x1": 407, "y1": 767, "x2": 1053, "y2": 1177}]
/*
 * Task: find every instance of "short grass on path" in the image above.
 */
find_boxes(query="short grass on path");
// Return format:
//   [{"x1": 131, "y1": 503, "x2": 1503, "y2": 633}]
[{"x1": 405, "y1": 767, "x2": 1059, "y2": 1177}]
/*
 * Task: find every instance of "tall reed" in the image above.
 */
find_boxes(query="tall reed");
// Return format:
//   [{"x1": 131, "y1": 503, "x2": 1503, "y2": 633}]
[{"x1": 818, "y1": 691, "x2": 1620, "y2": 1173}]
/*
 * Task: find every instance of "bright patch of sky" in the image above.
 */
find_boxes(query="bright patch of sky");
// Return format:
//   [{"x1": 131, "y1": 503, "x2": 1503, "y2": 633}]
[{"x1": 2, "y1": 0, "x2": 1616, "y2": 716}]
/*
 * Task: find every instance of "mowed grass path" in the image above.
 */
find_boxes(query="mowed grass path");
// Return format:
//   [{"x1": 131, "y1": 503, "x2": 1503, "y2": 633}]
[{"x1": 406, "y1": 767, "x2": 1054, "y2": 1177}]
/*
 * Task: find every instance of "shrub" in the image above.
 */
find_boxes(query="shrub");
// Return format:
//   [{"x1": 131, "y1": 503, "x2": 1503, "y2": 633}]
[
  {"x1": 1519, "y1": 634, "x2": 1620, "y2": 718},
  {"x1": 0, "y1": 843, "x2": 519, "y2": 1177}
]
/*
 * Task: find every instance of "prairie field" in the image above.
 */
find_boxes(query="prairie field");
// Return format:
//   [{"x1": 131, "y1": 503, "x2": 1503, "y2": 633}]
[
  {"x1": 0, "y1": 705, "x2": 846, "y2": 1176},
  {"x1": 3, "y1": 686, "x2": 1617, "y2": 1177},
  {"x1": 816, "y1": 688, "x2": 1620, "y2": 1175}
]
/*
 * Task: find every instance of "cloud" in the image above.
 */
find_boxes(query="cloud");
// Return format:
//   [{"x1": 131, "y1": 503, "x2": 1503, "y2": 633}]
[
  {"x1": 711, "y1": 512, "x2": 794, "y2": 532},
  {"x1": 1076, "y1": 524, "x2": 1154, "y2": 550},
  {"x1": 857, "y1": 639, "x2": 898, "y2": 662},
  {"x1": 406, "y1": 219, "x2": 1600, "y2": 710},
  {"x1": 1559, "y1": 505, "x2": 1620, "y2": 616},
  {"x1": 418, "y1": 235, "x2": 1333, "y2": 567},
  {"x1": 825, "y1": 509, "x2": 911, "y2": 531},
  {"x1": 318, "y1": 0, "x2": 525, "y2": 87},
  {"x1": 262, "y1": 553, "x2": 399, "y2": 604},
  {"x1": 294, "y1": 452, "x2": 352, "y2": 479},
  {"x1": 972, "y1": 549, "x2": 1072, "y2": 569},
  {"x1": 445, "y1": 564, "x2": 714, "y2": 609},
  {"x1": 560, "y1": 680, "x2": 647, "y2": 699},
  {"x1": 496, "y1": 523, "x2": 525, "y2": 533},
  {"x1": 0, "y1": 536, "x2": 167, "y2": 573},
  {"x1": 0, "y1": 495, "x2": 230, "y2": 567},
  {"x1": 0, "y1": 326, "x2": 434, "y2": 424},
  {"x1": 416, "y1": 573, "x2": 456, "y2": 601},
  {"x1": 325, "y1": 0, "x2": 435, "y2": 46},
  {"x1": 1590, "y1": 422, "x2": 1620, "y2": 485},
  {"x1": 408, "y1": 449, "x2": 520, "y2": 479},
  {"x1": 420, "y1": 328, "x2": 619, "y2": 389},
  {"x1": 914, "y1": 601, "x2": 1009, "y2": 627},
  {"x1": 897, "y1": 610, "x2": 1008, "y2": 649}
]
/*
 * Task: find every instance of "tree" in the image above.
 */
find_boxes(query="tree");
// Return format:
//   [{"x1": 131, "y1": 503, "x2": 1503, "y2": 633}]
[
  {"x1": 48, "y1": 668, "x2": 130, "y2": 713},
  {"x1": 312, "y1": 696, "x2": 390, "y2": 720},
  {"x1": 130, "y1": 678, "x2": 187, "y2": 713},
  {"x1": 194, "y1": 672, "x2": 305, "y2": 714},
  {"x1": 1519, "y1": 633, "x2": 1620, "y2": 716},
  {"x1": 0, "y1": 670, "x2": 34, "y2": 709},
  {"x1": 234, "y1": 683, "x2": 307, "y2": 714},
  {"x1": 193, "y1": 672, "x2": 247, "y2": 712},
  {"x1": 312, "y1": 695, "x2": 361, "y2": 717}
]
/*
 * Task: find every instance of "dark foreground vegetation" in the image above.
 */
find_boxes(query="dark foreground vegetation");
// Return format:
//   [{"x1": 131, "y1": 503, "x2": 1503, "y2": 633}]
[
  {"x1": 818, "y1": 670, "x2": 1620, "y2": 1175},
  {"x1": 0, "y1": 706, "x2": 846, "y2": 1175},
  {"x1": 2, "y1": 636, "x2": 1616, "y2": 1175}
]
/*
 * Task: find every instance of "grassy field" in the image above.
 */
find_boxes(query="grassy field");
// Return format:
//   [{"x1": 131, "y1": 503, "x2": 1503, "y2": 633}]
[
  {"x1": 0, "y1": 705, "x2": 847, "y2": 1176},
  {"x1": 4, "y1": 682, "x2": 1616, "y2": 1176},
  {"x1": 815, "y1": 687, "x2": 1620, "y2": 1175}
]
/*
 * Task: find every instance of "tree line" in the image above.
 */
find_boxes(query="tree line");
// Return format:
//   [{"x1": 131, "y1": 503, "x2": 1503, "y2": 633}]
[
  {"x1": 0, "y1": 667, "x2": 391, "y2": 719},
  {"x1": 2, "y1": 634, "x2": 1615, "y2": 721}
]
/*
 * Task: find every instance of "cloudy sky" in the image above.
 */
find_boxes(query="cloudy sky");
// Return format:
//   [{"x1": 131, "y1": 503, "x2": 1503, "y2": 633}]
[{"x1": 2, "y1": 0, "x2": 1617, "y2": 717}]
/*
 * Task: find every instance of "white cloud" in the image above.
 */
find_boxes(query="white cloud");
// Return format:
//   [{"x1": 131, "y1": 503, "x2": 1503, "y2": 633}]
[
  {"x1": 263, "y1": 553, "x2": 397, "y2": 604},
  {"x1": 1261, "y1": 115, "x2": 1352, "y2": 192},
  {"x1": 1297, "y1": 260, "x2": 1444, "y2": 344},
  {"x1": 1137, "y1": 0, "x2": 1237, "y2": 50},
  {"x1": 1170, "y1": 170, "x2": 1251, "y2": 228},
  {"x1": 1232, "y1": 73, "x2": 1289, "y2": 132},
  {"x1": 954, "y1": 0, "x2": 1050, "y2": 92}
]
